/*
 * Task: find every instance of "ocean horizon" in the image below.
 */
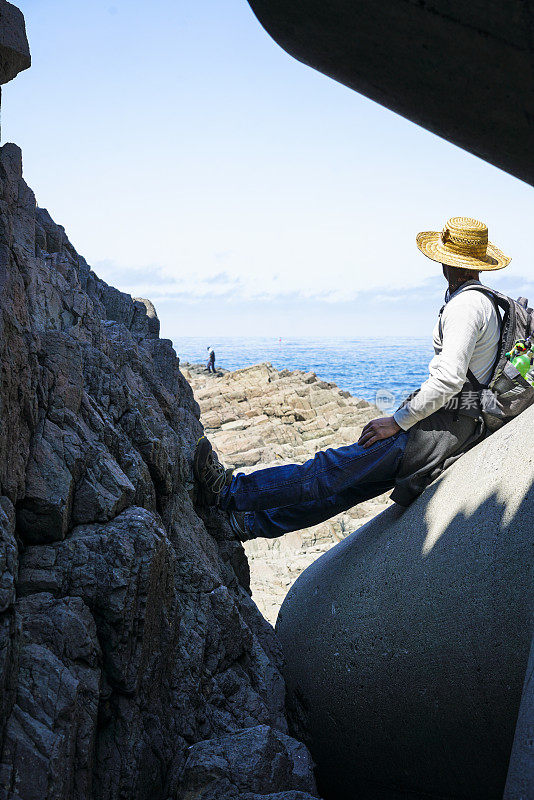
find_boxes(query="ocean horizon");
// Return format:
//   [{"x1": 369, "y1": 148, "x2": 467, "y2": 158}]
[{"x1": 174, "y1": 336, "x2": 432, "y2": 411}]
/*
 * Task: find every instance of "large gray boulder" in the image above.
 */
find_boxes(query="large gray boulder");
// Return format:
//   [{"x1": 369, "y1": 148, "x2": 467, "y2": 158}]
[{"x1": 276, "y1": 406, "x2": 534, "y2": 799}]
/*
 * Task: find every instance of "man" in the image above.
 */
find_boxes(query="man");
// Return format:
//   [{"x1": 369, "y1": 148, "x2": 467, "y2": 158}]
[
  {"x1": 194, "y1": 216, "x2": 510, "y2": 540},
  {"x1": 206, "y1": 345, "x2": 216, "y2": 373}
]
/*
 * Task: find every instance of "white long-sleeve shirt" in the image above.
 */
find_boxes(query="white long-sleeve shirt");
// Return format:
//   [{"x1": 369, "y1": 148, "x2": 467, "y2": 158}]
[{"x1": 393, "y1": 281, "x2": 500, "y2": 431}]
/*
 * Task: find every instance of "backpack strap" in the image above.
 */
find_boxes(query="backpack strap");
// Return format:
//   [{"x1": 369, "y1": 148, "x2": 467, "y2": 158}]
[
  {"x1": 452, "y1": 284, "x2": 507, "y2": 389},
  {"x1": 438, "y1": 304, "x2": 445, "y2": 340},
  {"x1": 458, "y1": 283, "x2": 504, "y2": 324},
  {"x1": 439, "y1": 283, "x2": 504, "y2": 333}
]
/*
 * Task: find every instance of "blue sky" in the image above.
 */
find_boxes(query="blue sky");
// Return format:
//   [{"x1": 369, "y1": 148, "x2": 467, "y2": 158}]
[{"x1": 6, "y1": 0, "x2": 534, "y2": 337}]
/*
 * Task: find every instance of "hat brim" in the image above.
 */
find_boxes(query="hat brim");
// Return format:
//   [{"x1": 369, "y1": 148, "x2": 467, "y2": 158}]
[{"x1": 416, "y1": 231, "x2": 511, "y2": 271}]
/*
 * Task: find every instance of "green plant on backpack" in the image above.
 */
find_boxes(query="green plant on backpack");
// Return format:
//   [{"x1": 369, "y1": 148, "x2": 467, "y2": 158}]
[{"x1": 506, "y1": 339, "x2": 534, "y2": 383}]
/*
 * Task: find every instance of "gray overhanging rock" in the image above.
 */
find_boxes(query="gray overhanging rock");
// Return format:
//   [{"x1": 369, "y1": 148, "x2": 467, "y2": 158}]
[{"x1": 247, "y1": 0, "x2": 534, "y2": 186}]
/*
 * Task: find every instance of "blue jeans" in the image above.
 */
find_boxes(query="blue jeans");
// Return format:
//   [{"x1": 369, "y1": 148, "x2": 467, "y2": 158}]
[{"x1": 219, "y1": 431, "x2": 408, "y2": 539}]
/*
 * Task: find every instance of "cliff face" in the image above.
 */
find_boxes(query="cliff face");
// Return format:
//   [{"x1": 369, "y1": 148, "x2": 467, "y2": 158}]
[
  {"x1": 183, "y1": 362, "x2": 391, "y2": 624},
  {"x1": 0, "y1": 143, "x2": 319, "y2": 800}
]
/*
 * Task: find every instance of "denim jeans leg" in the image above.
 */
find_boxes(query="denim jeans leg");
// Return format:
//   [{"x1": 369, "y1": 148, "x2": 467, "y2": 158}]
[
  {"x1": 245, "y1": 473, "x2": 400, "y2": 539},
  {"x1": 220, "y1": 431, "x2": 408, "y2": 526}
]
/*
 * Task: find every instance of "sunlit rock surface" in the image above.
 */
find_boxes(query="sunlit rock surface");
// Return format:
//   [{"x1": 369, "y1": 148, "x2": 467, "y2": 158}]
[
  {"x1": 276, "y1": 407, "x2": 534, "y2": 800},
  {"x1": 183, "y1": 362, "x2": 391, "y2": 624}
]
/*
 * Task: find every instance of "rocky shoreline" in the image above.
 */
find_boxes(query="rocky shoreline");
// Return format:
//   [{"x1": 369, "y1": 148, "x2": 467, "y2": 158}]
[{"x1": 182, "y1": 362, "x2": 392, "y2": 624}]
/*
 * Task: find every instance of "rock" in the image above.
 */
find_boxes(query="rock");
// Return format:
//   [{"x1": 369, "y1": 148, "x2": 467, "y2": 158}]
[
  {"x1": 0, "y1": 498, "x2": 17, "y2": 613},
  {"x1": 240, "y1": 795, "x2": 317, "y2": 800},
  {"x1": 504, "y1": 632, "x2": 534, "y2": 799},
  {"x1": 71, "y1": 450, "x2": 135, "y2": 525},
  {"x1": 133, "y1": 297, "x2": 161, "y2": 338},
  {"x1": 183, "y1": 362, "x2": 391, "y2": 624},
  {"x1": 0, "y1": 141, "x2": 320, "y2": 799},
  {"x1": 0, "y1": 498, "x2": 18, "y2": 741},
  {"x1": 18, "y1": 507, "x2": 175, "y2": 692},
  {"x1": 0, "y1": 593, "x2": 101, "y2": 800},
  {"x1": 276, "y1": 405, "x2": 534, "y2": 800},
  {"x1": 178, "y1": 724, "x2": 319, "y2": 799},
  {"x1": 0, "y1": 2, "x2": 30, "y2": 85},
  {"x1": 16, "y1": 420, "x2": 77, "y2": 543}
]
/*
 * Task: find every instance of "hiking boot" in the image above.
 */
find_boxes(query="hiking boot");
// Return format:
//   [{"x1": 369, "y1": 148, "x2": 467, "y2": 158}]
[
  {"x1": 193, "y1": 436, "x2": 233, "y2": 506},
  {"x1": 229, "y1": 510, "x2": 249, "y2": 542}
]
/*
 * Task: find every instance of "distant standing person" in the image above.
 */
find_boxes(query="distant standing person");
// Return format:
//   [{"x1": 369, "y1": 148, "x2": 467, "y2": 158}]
[{"x1": 206, "y1": 346, "x2": 216, "y2": 373}]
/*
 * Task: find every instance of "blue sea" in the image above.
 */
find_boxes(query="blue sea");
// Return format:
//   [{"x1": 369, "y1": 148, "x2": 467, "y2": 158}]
[{"x1": 174, "y1": 337, "x2": 432, "y2": 411}]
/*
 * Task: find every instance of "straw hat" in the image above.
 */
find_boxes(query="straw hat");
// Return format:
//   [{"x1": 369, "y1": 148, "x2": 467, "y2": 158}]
[{"x1": 416, "y1": 216, "x2": 511, "y2": 270}]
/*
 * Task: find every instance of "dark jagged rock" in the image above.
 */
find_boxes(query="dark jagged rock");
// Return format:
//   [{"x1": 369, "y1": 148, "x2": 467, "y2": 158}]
[
  {"x1": 247, "y1": 0, "x2": 534, "y2": 186},
  {"x1": 0, "y1": 1, "x2": 30, "y2": 86},
  {"x1": 178, "y1": 724, "x2": 318, "y2": 799},
  {"x1": 0, "y1": 142, "x2": 320, "y2": 800},
  {"x1": 0, "y1": 593, "x2": 101, "y2": 800},
  {"x1": 276, "y1": 406, "x2": 534, "y2": 800}
]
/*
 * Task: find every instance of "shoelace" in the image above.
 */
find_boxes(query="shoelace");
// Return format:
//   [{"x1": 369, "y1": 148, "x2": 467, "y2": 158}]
[
  {"x1": 200, "y1": 455, "x2": 227, "y2": 495},
  {"x1": 230, "y1": 512, "x2": 247, "y2": 540}
]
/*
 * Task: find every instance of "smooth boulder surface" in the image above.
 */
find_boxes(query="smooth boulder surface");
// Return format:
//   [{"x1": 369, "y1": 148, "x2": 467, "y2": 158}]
[{"x1": 276, "y1": 407, "x2": 534, "y2": 800}]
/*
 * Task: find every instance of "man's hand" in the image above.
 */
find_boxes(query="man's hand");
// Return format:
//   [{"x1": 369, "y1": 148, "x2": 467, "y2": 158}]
[{"x1": 357, "y1": 416, "x2": 402, "y2": 449}]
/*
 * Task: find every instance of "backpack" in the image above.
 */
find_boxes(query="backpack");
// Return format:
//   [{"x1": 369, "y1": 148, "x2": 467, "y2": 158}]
[{"x1": 459, "y1": 284, "x2": 534, "y2": 431}]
